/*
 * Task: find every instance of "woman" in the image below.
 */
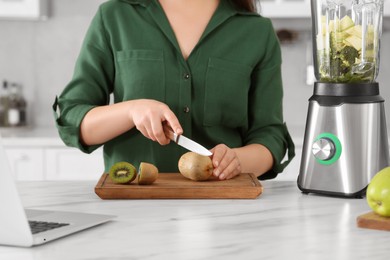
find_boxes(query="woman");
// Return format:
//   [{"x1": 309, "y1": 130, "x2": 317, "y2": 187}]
[{"x1": 53, "y1": 0, "x2": 295, "y2": 180}]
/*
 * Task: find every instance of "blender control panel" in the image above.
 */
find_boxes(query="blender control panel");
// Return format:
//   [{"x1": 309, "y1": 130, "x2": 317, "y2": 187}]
[
  {"x1": 311, "y1": 133, "x2": 342, "y2": 165},
  {"x1": 312, "y1": 138, "x2": 335, "y2": 161}
]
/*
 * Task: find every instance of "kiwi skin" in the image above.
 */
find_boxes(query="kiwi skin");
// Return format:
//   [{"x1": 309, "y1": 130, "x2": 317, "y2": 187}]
[
  {"x1": 109, "y1": 162, "x2": 137, "y2": 184},
  {"x1": 178, "y1": 152, "x2": 213, "y2": 181},
  {"x1": 138, "y1": 162, "x2": 159, "y2": 185}
]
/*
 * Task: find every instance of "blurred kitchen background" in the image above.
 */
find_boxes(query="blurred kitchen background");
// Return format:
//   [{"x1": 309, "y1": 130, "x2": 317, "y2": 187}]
[{"x1": 0, "y1": 0, "x2": 390, "y2": 181}]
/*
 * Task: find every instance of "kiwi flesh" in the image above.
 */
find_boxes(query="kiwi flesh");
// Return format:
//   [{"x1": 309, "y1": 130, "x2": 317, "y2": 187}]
[
  {"x1": 138, "y1": 162, "x2": 159, "y2": 185},
  {"x1": 109, "y1": 162, "x2": 137, "y2": 184}
]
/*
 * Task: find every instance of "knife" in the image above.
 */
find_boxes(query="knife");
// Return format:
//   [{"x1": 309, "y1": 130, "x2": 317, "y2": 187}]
[{"x1": 163, "y1": 125, "x2": 212, "y2": 156}]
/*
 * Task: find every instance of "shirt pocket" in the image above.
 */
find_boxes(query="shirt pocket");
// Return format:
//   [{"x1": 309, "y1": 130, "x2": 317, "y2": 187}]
[
  {"x1": 203, "y1": 57, "x2": 252, "y2": 127},
  {"x1": 115, "y1": 49, "x2": 165, "y2": 101}
]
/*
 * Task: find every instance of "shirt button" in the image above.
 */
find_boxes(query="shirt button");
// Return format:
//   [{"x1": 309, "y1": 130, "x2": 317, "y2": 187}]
[
  {"x1": 184, "y1": 73, "x2": 190, "y2": 80},
  {"x1": 183, "y1": 106, "x2": 190, "y2": 113}
]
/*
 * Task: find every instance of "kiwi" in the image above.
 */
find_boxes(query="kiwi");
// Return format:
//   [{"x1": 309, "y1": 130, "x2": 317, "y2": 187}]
[
  {"x1": 138, "y1": 162, "x2": 159, "y2": 185},
  {"x1": 109, "y1": 162, "x2": 137, "y2": 184},
  {"x1": 178, "y1": 152, "x2": 213, "y2": 181}
]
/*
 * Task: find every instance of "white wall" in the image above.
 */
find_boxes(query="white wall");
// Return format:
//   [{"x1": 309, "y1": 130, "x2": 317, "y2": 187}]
[{"x1": 0, "y1": 0, "x2": 106, "y2": 127}]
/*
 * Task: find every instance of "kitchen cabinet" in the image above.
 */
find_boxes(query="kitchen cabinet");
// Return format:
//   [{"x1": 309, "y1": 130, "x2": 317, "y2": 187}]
[
  {"x1": 260, "y1": 0, "x2": 390, "y2": 18},
  {"x1": 0, "y1": 0, "x2": 48, "y2": 20},
  {"x1": 3, "y1": 141, "x2": 104, "y2": 181},
  {"x1": 5, "y1": 147, "x2": 104, "y2": 181},
  {"x1": 1, "y1": 127, "x2": 303, "y2": 181},
  {"x1": 5, "y1": 148, "x2": 44, "y2": 180},
  {"x1": 4, "y1": 144, "x2": 302, "y2": 181},
  {"x1": 45, "y1": 147, "x2": 104, "y2": 181},
  {"x1": 1, "y1": 127, "x2": 105, "y2": 180},
  {"x1": 6, "y1": 144, "x2": 302, "y2": 181}
]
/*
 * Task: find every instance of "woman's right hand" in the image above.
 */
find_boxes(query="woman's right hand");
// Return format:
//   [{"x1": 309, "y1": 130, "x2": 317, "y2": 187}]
[{"x1": 128, "y1": 99, "x2": 183, "y2": 145}]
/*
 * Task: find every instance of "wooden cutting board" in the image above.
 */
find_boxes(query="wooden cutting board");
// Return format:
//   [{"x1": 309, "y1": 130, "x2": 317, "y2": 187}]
[
  {"x1": 357, "y1": 211, "x2": 390, "y2": 231},
  {"x1": 95, "y1": 173, "x2": 262, "y2": 199}
]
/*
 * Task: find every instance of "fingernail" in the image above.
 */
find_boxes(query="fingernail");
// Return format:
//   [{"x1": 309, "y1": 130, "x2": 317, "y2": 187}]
[
  {"x1": 214, "y1": 161, "x2": 219, "y2": 167},
  {"x1": 219, "y1": 174, "x2": 225, "y2": 179},
  {"x1": 214, "y1": 169, "x2": 220, "y2": 176}
]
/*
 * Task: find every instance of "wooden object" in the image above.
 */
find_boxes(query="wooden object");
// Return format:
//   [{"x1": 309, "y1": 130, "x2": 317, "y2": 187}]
[
  {"x1": 95, "y1": 173, "x2": 262, "y2": 199},
  {"x1": 357, "y1": 211, "x2": 390, "y2": 231}
]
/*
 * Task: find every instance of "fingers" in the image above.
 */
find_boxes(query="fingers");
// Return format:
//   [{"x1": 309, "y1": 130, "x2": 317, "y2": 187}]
[
  {"x1": 222, "y1": 160, "x2": 241, "y2": 180},
  {"x1": 211, "y1": 145, "x2": 227, "y2": 172},
  {"x1": 164, "y1": 110, "x2": 183, "y2": 135},
  {"x1": 211, "y1": 144, "x2": 241, "y2": 180},
  {"x1": 135, "y1": 123, "x2": 153, "y2": 141},
  {"x1": 153, "y1": 106, "x2": 182, "y2": 145},
  {"x1": 151, "y1": 119, "x2": 170, "y2": 145},
  {"x1": 132, "y1": 100, "x2": 182, "y2": 145},
  {"x1": 150, "y1": 107, "x2": 182, "y2": 145}
]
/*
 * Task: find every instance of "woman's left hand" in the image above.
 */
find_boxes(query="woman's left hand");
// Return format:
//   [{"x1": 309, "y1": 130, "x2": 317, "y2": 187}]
[{"x1": 210, "y1": 144, "x2": 241, "y2": 180}]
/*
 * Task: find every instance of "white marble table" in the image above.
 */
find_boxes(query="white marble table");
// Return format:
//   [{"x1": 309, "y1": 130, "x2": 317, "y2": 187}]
[{"x1": 1, "y1": 180, "x2": 389, "y2": 260}]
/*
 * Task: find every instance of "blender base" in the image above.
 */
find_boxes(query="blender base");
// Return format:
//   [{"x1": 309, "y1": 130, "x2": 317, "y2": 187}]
[
  {"x1": 297, "y1": 181, "x2": 366, "y2": 198},
  {"x1": 297, "y1": 83, "x2": 390, "y2": 198}
]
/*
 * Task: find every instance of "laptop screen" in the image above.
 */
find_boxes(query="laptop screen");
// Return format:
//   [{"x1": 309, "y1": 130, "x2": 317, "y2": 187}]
[{"x1": 0, "y1": 133, "x2": 34, "y2": 246}]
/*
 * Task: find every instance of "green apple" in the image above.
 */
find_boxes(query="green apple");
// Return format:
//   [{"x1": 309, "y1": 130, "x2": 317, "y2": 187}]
[{"x1": 366, "y1": 167, "x2": 390, "y2": 217}]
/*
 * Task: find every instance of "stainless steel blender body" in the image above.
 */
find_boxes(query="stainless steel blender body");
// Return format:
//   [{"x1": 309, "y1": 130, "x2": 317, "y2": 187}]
[{"x1": 298, "y1": 83, "x2": 389, "y2": 197}]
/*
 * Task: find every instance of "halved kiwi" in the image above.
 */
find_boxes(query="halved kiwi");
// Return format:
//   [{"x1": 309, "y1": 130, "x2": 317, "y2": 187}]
[
  {"x1": 138, "y1": 162, "x2": 159, "y2": 185},
  {"x1": 109, "y1": 162, "x2": 137, "y2": 184}
]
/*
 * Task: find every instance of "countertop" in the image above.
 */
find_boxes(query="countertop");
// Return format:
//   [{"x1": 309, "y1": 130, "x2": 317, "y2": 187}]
[{"x1": 1, "y1": 180, "x2": 389, "y2": 259}]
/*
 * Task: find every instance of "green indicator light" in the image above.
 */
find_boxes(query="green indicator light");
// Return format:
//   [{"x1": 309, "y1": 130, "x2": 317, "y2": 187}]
[{"x1": 314, "y1": 132, "x2": 342, "y2": 165}]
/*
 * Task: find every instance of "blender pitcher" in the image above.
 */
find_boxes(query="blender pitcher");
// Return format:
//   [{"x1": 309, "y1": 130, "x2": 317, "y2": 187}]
[
  {"x1": 297, "y1": 0, "x2": 389, "y2": 197},
  {"x1": 313, "y1": 0, "x2": 383, "y2": 83}
]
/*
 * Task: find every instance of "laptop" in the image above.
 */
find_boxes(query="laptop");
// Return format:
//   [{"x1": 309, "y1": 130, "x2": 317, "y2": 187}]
[{"x1": 0, "y1": 134, "x2": 115, "y2": 247}]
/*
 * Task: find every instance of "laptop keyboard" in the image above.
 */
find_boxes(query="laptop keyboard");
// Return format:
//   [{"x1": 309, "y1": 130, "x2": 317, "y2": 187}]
[{"x1": 29, "y1": 220, "x2": 70, "y2": 234}]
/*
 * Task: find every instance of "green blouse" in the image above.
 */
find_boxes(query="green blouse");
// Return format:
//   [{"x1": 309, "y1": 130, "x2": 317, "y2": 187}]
[{"x1": 53, "y1": 0, "x2": 295, "y2": 180}]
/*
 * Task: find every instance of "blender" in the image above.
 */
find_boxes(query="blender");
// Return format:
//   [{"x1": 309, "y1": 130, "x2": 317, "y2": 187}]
[{"x1": 298, "y1": 0, "x2": 389, "y2": 197}]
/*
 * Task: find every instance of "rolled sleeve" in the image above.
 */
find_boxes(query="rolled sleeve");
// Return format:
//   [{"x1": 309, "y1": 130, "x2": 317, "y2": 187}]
[
  {"x1": 53, "y1": 6, "x2": 114, "y2": 154},
  {"x1": 53, "y1": 97, "x2": 100, "y2": 153},
  {"x1": 244, "y1": 20, "x2": 295, "y2": 180}
]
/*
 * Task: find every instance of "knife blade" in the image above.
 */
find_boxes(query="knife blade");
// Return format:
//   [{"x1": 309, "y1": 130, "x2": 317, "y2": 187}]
[{"x1": 163, "y1": 126, "x2": 212, "y2": 156}]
